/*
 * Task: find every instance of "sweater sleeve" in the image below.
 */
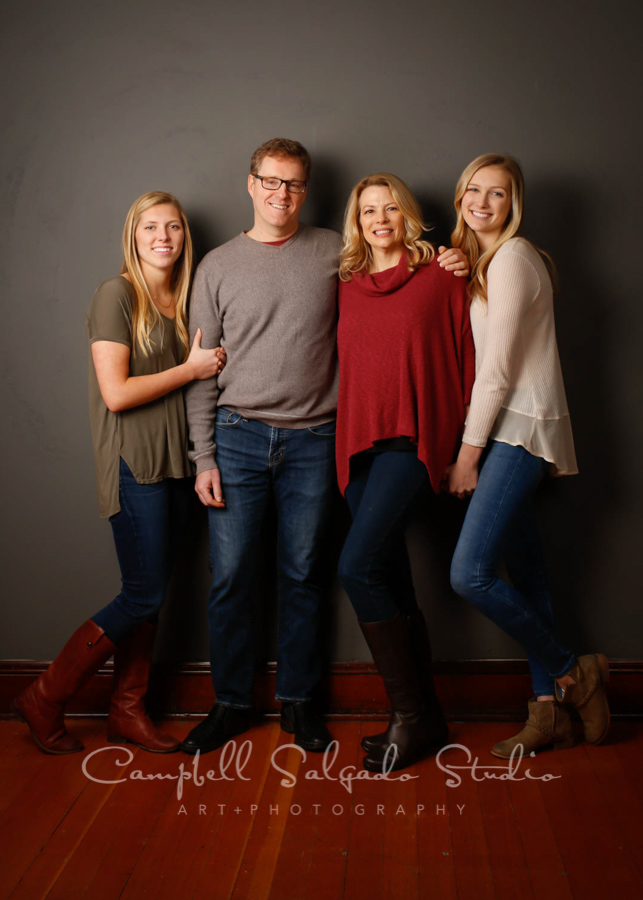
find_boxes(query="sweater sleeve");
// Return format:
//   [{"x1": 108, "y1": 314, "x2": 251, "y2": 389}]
[
  {"x1": 463, "y1": 245, "x2": 540, "y2": 447},
  {"x1": 184, "y1": 261, "x2": 223, "y2": 472},
  {"x1": 458, "y1": 283, "x2": 475, "y2": 406}
]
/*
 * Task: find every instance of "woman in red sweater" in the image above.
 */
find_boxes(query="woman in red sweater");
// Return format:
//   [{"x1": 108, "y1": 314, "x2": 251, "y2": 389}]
[{"x1": 336, "y1": 173, "x2": 475, "y2": 772}]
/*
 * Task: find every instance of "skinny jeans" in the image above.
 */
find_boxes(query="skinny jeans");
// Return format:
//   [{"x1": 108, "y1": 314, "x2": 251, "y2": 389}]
[
  {"x1": 450, "y1": 441, "x2": 575, "y2": 696},
  {"x1": 92, "y1": 458, "x2": 192, "y2": 644},
  {"x1": 338, "y1": 451, "x2": 429, "y2": 623}
]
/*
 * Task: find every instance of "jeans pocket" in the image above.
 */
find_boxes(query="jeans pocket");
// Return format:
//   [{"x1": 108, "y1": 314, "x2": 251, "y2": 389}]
[
  {"x1": 216, "y1": 408, "x2": 243, "y2": 427},
  {"x1": 307, "y1": 420, "x2": 336, "y2": 437}
]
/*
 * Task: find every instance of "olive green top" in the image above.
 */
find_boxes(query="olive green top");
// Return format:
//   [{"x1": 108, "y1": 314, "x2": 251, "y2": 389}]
[{"x1": 87, "y1": 276, "x2": 192, "y2": 518}]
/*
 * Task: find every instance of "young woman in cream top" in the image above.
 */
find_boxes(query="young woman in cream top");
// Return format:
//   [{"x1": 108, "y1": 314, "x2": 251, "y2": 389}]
[{"x1": 446, "y1": 154, "x2": 609, "y2": 758}]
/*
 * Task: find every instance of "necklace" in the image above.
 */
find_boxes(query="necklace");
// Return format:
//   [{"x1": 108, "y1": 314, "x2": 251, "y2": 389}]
[{"x1": 152, "y1": 294, "x2": 174, "y2": 310}]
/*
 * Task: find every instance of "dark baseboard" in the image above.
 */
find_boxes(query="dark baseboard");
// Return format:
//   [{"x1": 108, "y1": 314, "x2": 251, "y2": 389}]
[{"x1": 1, "y1": 659, "x2": 641, "y2": 720}]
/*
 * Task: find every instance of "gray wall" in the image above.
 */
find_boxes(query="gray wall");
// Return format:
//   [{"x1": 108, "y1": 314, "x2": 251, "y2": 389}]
[{"x1": 1, "y1": 0, "x2": 641, "y2": 664}]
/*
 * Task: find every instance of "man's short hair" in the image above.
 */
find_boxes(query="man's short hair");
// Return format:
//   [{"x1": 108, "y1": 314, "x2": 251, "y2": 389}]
[{"x1": 250, "y1": 138, "x2": 312, "y2": 182}]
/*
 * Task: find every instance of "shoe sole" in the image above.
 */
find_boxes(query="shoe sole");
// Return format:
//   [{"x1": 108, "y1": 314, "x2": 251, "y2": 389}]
[
  {"x1": 361, "y1": 734, "x2": 387, "y2": 752},
  {"x1": 490, "y1": 736, "x2": 575, "y2": 760},
  {"x1": 362, "y1": 732, "x2": 441, "y2": 772},
  {"x1": 363, "y1": 723, "x2": 450, "y2": 756},
  {"x1": 107, "y1": 734, "x2": 180, "y2": 753},
  {"x1": 11, "y1": 699, "x2": 84, "y2": 756}
]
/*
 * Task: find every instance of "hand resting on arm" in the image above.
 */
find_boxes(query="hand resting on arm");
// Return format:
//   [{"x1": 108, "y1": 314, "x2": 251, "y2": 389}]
[{"x1": 91, "y1": 328, "x2": 225, "y2": 413}]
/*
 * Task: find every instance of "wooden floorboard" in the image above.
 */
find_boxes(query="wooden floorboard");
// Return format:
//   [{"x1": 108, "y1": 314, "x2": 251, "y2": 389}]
[
  {"x1": 266, "y1": 720, "x2": 358, "y2": 900},
  {"x1": 1, "y1": 719, "x2": 642, "y2": 900},
  {"x1": 304, "y1": 721, "x2": 362, "y2": 900},
  {"x1": 416, "y1": 721, "x2": 457, "y2": 900},
  {"x1": 534, "y1": 730, "x2": 643, "y2": 899},
  {"x1": 441, "y1": 724, "x2": 496, "y2": 900}
]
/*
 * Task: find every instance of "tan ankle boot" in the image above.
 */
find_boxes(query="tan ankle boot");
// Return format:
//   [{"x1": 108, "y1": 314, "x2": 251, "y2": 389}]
[
  {"x1": 491, "y1": 698, "x2": 574, "y2": 759},
  {"x1": 556, "y1": 654, "x2": 610, "y2": 744}
]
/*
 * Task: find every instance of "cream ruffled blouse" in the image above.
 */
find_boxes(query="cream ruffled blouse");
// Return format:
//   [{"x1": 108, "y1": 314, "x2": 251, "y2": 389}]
[{"x1": 463, "y1": 237, "x2": 578, "y2": 476}]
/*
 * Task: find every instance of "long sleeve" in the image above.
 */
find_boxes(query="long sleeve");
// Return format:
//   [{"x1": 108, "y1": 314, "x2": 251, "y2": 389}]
[
  {"x1": 184, "y1": 226, "x2": 341, "y2": 473},
  {"x1": 463, "y1": 245, "x2": 540, "y2": 447},
  {"x1": 185, "y1": 262, "x2": 222, "y2": 472},
  {"x1": 459, "y1": 289, "x2": 476, "y2": 407}
]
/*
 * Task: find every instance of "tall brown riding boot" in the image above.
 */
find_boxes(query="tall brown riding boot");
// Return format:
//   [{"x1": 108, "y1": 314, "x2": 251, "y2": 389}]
[
  {"x1": 556, "y1": 653, "x2": 610, "y2": 744},
  {"x1": 361, "y1": 609, "x2": 448, "y2": 753},
  {"x1": 12, "y1": 620, "x2": 116, "y2": 755},
  {"x1": 490, "y1": 698, "x2": 574, "y2": 759},
  {"x1": 359, "y1": 614, "x2": 434, "y2": 772},
  {"x1": 107, "y1": 622, "x2": 179, "y2": 753}
]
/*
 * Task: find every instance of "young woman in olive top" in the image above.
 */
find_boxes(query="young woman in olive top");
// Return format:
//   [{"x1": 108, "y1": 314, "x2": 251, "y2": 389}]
[{"x1": 13, "y1": 191, "x2": 225, "y2": 755}]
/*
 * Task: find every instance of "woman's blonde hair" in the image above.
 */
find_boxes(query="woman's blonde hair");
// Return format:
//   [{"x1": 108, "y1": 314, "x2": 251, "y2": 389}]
[
  {"x1": 339, "y1": 173, "x2": 434, "y2": 281},
  {"x1": 121, "y1": 191, "x2": 193, "y2": 357},
  {"x1": 451, "y1": 153, "x2": 552, "y2": 302}
]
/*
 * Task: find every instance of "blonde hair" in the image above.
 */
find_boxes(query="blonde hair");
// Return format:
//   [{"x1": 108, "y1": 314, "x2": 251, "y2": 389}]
[
  {"x1": 121, "y1": 191, "x2": 193, "y2": 357},
  {"x1": 339, "y1": 173, "x2": 434, "y2": 281},
  {"x1": 451, "y1": 153, "x2": 552, "y2": 302}
]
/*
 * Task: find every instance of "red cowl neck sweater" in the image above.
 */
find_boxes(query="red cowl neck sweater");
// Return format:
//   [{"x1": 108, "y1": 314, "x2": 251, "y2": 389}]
[{"x1": 336, "y1": 254, "x2": 475, "y2": 496}]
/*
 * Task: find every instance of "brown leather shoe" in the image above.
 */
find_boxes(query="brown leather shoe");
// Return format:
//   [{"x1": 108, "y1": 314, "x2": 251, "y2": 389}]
[
  {"x1": 556, "y1": 654, "x2": 610, "y2": 744},
  {"x1": 491, "y1": 698, "x2": 574, "y2": 759},
  {"x1": 107, "y1": 622, "x2": 179, "y2": 753},
  {"x1": 12, "y1": 620, "x2": 116, "y2": 755}
]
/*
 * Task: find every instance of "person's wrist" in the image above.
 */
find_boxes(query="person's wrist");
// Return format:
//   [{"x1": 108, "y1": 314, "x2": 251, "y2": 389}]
[
  {"x1": 458, "y1": 442, "x2": 481, "y2": 465},
  {"x1": 184, "y1": 358, "x2": 196, "y2": 381}
]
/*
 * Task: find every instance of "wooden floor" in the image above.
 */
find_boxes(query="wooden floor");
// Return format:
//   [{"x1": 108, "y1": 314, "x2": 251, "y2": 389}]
[{"x1": 0, "y1": 717, "x2": 642, "y2": 899}]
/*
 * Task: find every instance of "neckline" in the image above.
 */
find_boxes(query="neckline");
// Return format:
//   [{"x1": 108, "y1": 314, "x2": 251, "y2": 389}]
[
  {"x1": 117, "y1": 275, "x2": 176, "y2": 322},
  {"x1": 355, "y1": 251, "x2": 418, "y2": 296},
  {"x1": 241, "y1": 226, "x2": 301, "y2": 249}
]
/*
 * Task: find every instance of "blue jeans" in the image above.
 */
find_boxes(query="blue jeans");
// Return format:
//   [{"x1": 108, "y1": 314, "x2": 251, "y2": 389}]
[
  {"x1": 450, "y1": 442, "x2": 575, "y2": 696},
  {"x1": 338, "y1": 451, "x2": 430, "y2": 623},
  {"x1": 93, "y1": 458, "x2": 193, "y2": 645},
  {"x1": 206, "y1": 409, "x2": 337, "y2": 708}
]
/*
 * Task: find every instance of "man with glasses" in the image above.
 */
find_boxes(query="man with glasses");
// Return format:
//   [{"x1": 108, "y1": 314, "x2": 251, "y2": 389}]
[{"x1": 182, "y1": 138, "x2": 340, "y2": 755}]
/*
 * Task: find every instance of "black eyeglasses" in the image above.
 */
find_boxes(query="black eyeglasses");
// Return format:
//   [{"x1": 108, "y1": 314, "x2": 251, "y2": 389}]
[{"x1": 252, "y1": 174, "x2": 308, "y2": 194}]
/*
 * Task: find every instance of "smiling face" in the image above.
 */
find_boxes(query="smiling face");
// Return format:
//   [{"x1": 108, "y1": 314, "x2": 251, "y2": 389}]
[
  {"x1": 461, "y1": 166, "x2": 512, "y2": 250},
  {"x1": 358, "y1": 185, "x2": 406, "y2": 264},
  {"x1": 247, "y1": 154, "x2": 308, "y2": 240},
  {"x1": 134, "y1": 204, "x2": 184, "y2": 278}
]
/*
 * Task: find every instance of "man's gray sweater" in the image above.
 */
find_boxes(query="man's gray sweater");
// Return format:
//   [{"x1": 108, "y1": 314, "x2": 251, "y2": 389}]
[{"x1": 185, "y1": 224, "x2": 341, "y2": 473}]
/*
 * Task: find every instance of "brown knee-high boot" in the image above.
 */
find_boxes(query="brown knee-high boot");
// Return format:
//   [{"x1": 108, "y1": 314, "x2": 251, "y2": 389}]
[
  {"x1": 12, "y1": 620, "x2": 116, "y2": 755},
  {"x1": 361, "y1": 609, "x2": 448, "y2": 753},
  {"x1": 107, "y1": 622, "x2": 179, "y2": 753},
  {"x1": 359, "y1": 613, "x2": 436, "y2": 772}
]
